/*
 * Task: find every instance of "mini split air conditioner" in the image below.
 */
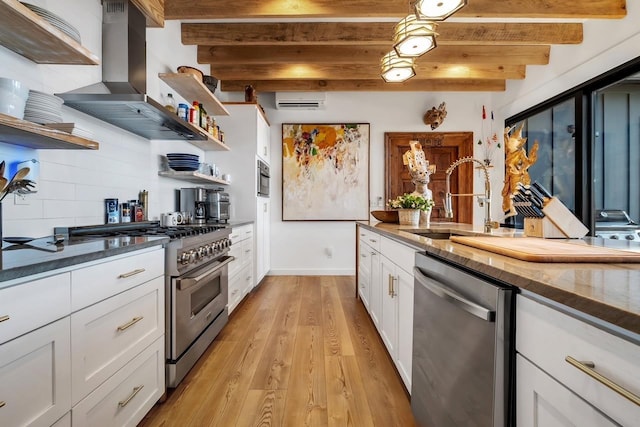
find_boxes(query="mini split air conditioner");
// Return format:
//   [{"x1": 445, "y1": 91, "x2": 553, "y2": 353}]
[{"x1": 275, "y1": 92, "x2": 326, "y2": 110}]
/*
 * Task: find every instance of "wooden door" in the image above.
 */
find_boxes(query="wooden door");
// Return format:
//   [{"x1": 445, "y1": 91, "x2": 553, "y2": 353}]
[{"x1": 385, "y1": 132, "x2": 473, "y2": 224}]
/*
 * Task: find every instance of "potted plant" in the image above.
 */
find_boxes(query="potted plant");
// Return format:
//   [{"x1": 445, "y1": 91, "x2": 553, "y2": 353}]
[{"x1": 388, "y1": 193, "x2": 435, "y2": 225}]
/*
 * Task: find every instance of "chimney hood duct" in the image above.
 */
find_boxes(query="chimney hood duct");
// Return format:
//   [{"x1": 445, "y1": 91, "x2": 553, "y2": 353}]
[{"x1": 57, "y1": 0, "x2": 208, "y2": 141}]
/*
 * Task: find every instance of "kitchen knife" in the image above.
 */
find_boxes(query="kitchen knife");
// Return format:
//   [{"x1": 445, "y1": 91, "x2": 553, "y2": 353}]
[
  {"x1": 526, "y1": 185, "x2": 547, "y2": 208},
  {"x1": 532, "y1": 181, "x2": 553, "y2": 199},
  {"x1": 513, "y1": 194, "x2": 534, "y2": 217}
]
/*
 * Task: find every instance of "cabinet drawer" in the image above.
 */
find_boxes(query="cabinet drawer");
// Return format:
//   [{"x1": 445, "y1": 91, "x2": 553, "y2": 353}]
[
  {"x1": 228, "y1": 271, "x2": 244, "y2": 314},
  {"x1": 230, "y1": 224, "x2": 253, "y2": 243},
  {"x1": 71, "y1": 277, "x2": 164, "y2": 405},
  {"x1": 228, "y1": 246, "x2": 243, "y2": 278},
  {"x1": 0, "y1": 273, "x2": 70, "y2": 345},
  {"x1": 358, "y1": 228, "x2": 381, "y2": 252},
  {"x1": 517, "y1": 295, "x2": 640, "y2": 426},
  {"x1": 72, "y1": 337, "x2": 164, "y2": 427},
  {"x1": 517, "y1": 355, "x2": 617, "y2": 427},
  {"x1": 380, "y1": 236, "x2": 417, "y2": 274},
  {"x1": 241, "y1": 264, "x2": 254, "y2": 296},
  {"x1": 241, "y1": 239, "x2": 253, "y2": 267},
  {"x1": 71, "y1": 248, "x2": 164, "y2": 311},
  {"x1": 0, "y1": 318, "x2": 71, "y2": 427}
]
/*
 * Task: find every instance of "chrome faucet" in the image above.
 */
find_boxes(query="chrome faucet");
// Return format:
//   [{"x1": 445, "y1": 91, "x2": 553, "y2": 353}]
[{"x1": 444, "y1": 156, "x2": 499, "y2": 233}]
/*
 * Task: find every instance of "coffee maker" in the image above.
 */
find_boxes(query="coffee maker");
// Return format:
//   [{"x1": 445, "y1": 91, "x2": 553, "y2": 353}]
[{"x1": 179, "y1": 188, "x2": 207, "y2": 225}]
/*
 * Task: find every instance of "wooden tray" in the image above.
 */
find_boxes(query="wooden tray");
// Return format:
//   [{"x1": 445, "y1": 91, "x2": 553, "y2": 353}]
[{"x1": 449, "y1": 236, "x2": 640, "y2": 263}]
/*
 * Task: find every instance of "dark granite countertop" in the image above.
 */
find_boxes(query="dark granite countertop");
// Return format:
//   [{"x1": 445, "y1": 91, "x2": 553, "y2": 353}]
[
  {"x1": 358, "y1": 221, "x2": 640, "y2": 338},
  {"x1": 0, "y1": 235, "x2": 169, "y2": 285}
]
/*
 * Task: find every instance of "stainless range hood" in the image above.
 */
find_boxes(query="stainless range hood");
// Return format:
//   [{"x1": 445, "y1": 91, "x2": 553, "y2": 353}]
[{"x1": 57, "y1": 0, "x2": 207, "y2": 141}]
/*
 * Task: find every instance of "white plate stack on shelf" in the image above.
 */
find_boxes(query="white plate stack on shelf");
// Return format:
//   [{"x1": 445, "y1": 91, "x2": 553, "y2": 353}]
[
  {"x1": 44, "y1": 123, "x2": 94, "y2": 140},
  {"x1": 23, "y1": 90, "x2": 64, "y2": 124},
  {"x1": 166, "y1": 153, "x2": 200, "y2": 171},
  {"x1": 21, "y1": 2, "x2": 82, "y2": 43}
]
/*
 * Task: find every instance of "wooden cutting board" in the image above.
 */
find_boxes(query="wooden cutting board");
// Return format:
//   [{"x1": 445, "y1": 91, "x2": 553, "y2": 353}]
[{"x1": 449, "y1": 236, "x2": 640, "y2": 263}]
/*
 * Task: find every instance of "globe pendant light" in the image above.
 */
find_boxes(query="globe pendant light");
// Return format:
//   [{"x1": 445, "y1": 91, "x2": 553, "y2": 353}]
[
  {"x1": 381, "y1": 51, "x2": 416, "y2": 83},
  {"x1": 393, "y1": 15, "x2": 438, "y2": 58},
  {"x1": 414, "y1": 0, "x2": 467, "y2": 21}
]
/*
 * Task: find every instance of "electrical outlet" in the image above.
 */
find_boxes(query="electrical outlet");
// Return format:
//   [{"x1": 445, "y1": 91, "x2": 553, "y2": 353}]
[{"x1": 14, "y1": 193, "x2": 29, "y2": 205}]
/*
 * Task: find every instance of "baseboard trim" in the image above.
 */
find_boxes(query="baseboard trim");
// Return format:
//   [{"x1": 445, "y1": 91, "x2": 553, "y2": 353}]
[{"x1": 267, "y1": 269, "x2": 356, "y2": 276}]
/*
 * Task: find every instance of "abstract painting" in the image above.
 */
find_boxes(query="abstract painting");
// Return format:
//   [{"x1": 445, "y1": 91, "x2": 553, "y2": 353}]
[{"x1": 282, "y1": 123, "x2": 370, "y2": 221}]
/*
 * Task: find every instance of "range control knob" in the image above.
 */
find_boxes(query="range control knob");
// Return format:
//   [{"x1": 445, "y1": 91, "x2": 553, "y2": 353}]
[
  {"x1": 179, "y1": 252, "x2": 189, "y2": 265},
  {"x1": 610, "y1": 235, "x2": 619, "y2": 239},
  {"x1": 625, "y1": 234, "x2": 635, "y2": 240}
]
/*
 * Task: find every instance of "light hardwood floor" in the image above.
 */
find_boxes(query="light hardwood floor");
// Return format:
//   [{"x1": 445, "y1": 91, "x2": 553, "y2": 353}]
[{"x1": 139, "y1": 276, "x2": 416, "y2": 427}]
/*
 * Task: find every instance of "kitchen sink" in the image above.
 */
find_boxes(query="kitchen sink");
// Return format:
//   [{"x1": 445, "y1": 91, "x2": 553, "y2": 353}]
[{"x1": 408, "y1": 231, "x2": 453, "y2": 239}]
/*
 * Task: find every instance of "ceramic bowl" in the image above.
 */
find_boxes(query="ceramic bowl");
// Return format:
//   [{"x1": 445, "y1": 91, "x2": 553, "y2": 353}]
[{"x1": 370, "y1": 210, "x2": 399, "y2": 223}]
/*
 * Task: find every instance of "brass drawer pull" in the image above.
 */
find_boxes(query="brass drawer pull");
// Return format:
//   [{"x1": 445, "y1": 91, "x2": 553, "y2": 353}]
[
  {"x1": 0, "y1": 315, "x2": 9, "y2": 323},
  {"x1": 118, "y1": 385, "x2": 144, "y2": 408},
  {"x1": 118, "y1": 268, "x2": 145, "y2": 279},
  {"x1": 0, "y1": 401, "x2": 5, "y2": 408},
  {"x1": 565, "y1": 356, "x2": 640, "y2": 406},
  {"x1": 116, "y1": 316, "x2": 144, "y2": 332}
]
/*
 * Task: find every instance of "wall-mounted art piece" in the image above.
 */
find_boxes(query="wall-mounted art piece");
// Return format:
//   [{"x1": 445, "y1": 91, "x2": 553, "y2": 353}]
[{"x1": 282, "y1": 123, "x2": 370, "y2": 221}]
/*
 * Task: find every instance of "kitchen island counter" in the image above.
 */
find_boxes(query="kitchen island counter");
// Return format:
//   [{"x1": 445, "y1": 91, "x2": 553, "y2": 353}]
[
  {"x1": 0, "y1": 235, "x2": 168, "y2": 285},
  {"x1": 358, "y1": 221, "x2": 640, "y2": 339}
]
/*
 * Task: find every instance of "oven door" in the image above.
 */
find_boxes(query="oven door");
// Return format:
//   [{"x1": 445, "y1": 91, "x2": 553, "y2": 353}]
[{"x1": 171, "y1": 255, "x2": 233, "y2": 359}]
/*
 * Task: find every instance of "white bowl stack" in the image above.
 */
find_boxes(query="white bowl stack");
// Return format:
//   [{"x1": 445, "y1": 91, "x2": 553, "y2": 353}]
[
  {"x1": 0, "y1": 78, "x2": 30, "y2": 119},
  {"x1": 23, "y1": 90, "x2": 64, "y2": 124}
]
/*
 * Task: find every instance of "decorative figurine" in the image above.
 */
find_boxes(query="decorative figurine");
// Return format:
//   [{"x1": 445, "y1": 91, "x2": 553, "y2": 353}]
[
  {"x1": 423, "y1": 102, "x2": 447, "y2": 130},
  {"x1": 501, "y1": 123, "x2": 539, "y2": 217},
  {"x1": 244, "y1": 85, "x2": 257, "y2": 103},
  {"x1": 403, "y1": 140, "x2": 436, "y2": 224}
]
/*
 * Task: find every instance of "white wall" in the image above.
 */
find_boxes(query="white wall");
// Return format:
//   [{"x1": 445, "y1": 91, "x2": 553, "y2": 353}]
[
  {"x1": 261, "y1": 92, "x2": 503, "y2": 275},
  {"x1": 493, "y1": 1, "x2": 640, "y2": 118}
]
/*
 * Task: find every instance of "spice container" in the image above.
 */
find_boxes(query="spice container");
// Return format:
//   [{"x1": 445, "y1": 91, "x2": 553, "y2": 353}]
[
  {"x1": 120, "y1": 201, "x2": 132, "y2": 222},
  {"x1": 105, "y1": 198, "x2": 119, "y2": 224}
]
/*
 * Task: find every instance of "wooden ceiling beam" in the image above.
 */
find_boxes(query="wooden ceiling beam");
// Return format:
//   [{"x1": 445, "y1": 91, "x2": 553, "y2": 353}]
[
  {"x1": 182, "y1": 22, "x2": 582, "y2": 46},
  {"x1": 131, "y1": 0, "x2": 164, "y2": 27},
  {"x1": 210, "y1": 63, "x2": 525, "y2": 80},
  {"x1": 198, "y1": 45, "x2": 550, "y2": 65},
  {"x1": 166, "y1": 0, "x2": 626, "y2": 20},
  {"x1": 220, "y1": 79, "x2": 507, "y2": 92}
]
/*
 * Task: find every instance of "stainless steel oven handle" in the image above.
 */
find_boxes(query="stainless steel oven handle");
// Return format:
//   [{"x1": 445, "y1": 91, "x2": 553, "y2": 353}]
[
  {"x1": 177, "y1": 256, "x2": 235, "y2": 290},
  {"x1": 414, "y1": 267, "x2": 495, "y2": 322}
]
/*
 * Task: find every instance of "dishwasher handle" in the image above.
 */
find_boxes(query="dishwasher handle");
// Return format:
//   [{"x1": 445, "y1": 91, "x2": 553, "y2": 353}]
[{"x1": 414, "y1": 266, "x2": 495, "y2": 322}]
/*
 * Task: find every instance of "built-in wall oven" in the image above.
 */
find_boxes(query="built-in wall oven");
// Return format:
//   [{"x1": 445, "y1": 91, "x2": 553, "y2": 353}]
[
  {"x1": 257, "y1": 159, "x2": 270, "y2": 197},
  {"x1": 412, "y1": 252, "x2": 515, "y2": 427}
]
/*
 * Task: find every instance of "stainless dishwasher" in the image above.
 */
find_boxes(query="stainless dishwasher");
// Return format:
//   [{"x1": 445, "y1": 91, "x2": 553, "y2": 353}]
[{"x1": 412, "y1": 252, "x2": 515, "y2": 427}]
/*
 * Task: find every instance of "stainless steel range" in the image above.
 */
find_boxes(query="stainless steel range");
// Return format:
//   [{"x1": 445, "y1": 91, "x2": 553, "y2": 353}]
[
  {"x1": 56, "y1": 221, "x2": 233, "y2": 388},
  {"x1": 594, "y1": 209, "x2": 640, "y2": 241}
]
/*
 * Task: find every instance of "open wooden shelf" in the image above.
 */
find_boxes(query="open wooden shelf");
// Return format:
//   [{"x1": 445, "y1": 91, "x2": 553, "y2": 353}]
[
  {"x1": 0, "y1": 0, "x2": 99, "y2": 65},
  {"x1": 0, "y1": 113, "x2": 99, "y2": 150},
  {"x1": 158, "y1": 170, "x2": 229, "y2": 185},
  {"x1": 159, "y1": 73, "x2": 229, "y2": 116},
  {"x1": 185, "y1": 132, "x2": 230, "y2": 151}
]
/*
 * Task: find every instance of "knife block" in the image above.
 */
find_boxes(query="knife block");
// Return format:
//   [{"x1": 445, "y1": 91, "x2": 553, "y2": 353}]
[{"x1": 523, "y1": 197, "x2": 589, "y2": 238}]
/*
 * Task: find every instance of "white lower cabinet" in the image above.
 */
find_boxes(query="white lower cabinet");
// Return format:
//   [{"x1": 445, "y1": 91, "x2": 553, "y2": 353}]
[
  {"x1": 228, "y1": 224, "x2": 254, "y2": 313},
  {"x1": 357, "y1": 241, "x2": 372, "y2": 310},
  {"x1": 256, "y1": 197, "x2": 270, "y2": 284},
  {"x1": 356, "y1": 225, "x2": 416, "y2": 392},
  {"x1": 517, "y1": 354, "x2": 617, "y2": 427},
  {"x1": 0, "y1": 245, "x2": 165, "y2": 427},
  {"x1": 72, "y1": 337, "x2": 164, "y2": 427},
  {"x1": 71, "y1": 276, "x2": 164, "y2": 404},
  {"x1": 0, "y1": 318, "x2": 71, "y2": 427},
  {"x1": 516, "y1": 295, "x2": 640, "y2": 426}
]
